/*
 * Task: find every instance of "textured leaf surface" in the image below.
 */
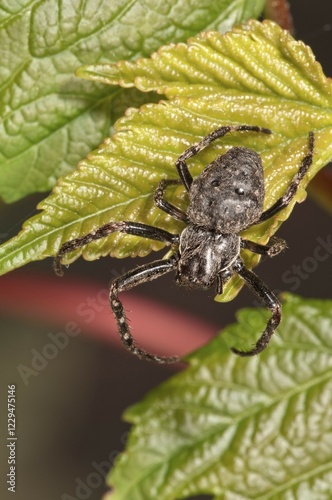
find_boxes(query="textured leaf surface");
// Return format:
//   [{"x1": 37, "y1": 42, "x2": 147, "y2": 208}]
[
  {"x1": 0, "y1": 0, "x2": 263, "y2": 203},
  {"x1": 105, "y1": 294, "x2": 332, "y2": 500},
  {"x1": 0, "y1": 21, "x2": 331, "y2": 304}
]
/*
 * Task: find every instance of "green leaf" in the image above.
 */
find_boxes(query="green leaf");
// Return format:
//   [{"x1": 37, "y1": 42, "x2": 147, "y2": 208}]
[
  {"x1": 0, "y1": 20, "x2": 331, "y2": 306},
  {"x1": 105, "y1": 294, "x2": 332, "y2": 500},
  {"x1": 0, "y1": 0, "x2": 264, "y2": 203}
]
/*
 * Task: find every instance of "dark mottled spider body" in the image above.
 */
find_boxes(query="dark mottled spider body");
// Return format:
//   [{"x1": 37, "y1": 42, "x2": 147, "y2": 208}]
[
  {"x1": 188, "y1": 147, "x2": 265, "y2": 232},
  {"x1": 54, "y1": 125, "x2": 314, "y2": 363}
]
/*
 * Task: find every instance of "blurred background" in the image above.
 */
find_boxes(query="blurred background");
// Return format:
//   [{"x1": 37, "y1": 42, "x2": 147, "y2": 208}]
[{"x1": 0, "y1": 1, "x2": 331, "y2": 499}]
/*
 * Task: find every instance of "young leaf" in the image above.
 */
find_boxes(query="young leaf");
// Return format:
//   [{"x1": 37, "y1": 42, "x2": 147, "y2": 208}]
[
  {"x1": 0, "y1": 21, "x2": 331, "y2": 306},
  {"x1": 0, "y1": 0, "x2": 264, "y2": 203},
  {"x1": 105, "y1": 294, "x2": 332, "y2": 500}
]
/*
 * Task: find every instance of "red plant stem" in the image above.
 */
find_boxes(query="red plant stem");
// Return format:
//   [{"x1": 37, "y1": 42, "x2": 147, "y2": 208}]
[
  {"x1": 0, "y1": 272, "x2": 218, "y2": 360},
  {"x1": 264, "y1": 0, "x2": 294, "y2": 34}
]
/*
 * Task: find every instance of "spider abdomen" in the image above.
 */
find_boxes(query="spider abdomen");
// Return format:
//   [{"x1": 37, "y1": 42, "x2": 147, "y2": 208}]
[
  {"x1": 188, "y1": 147, "x2": 265, "y2": 232},
  {"x1": 177, "y1": 225, "x2": 240, "y2": 289}
]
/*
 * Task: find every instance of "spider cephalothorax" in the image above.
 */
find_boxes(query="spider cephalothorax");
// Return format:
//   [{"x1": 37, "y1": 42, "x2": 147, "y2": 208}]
[{"x1": 54, "y1": 125, "x2": 314, "y2": 363}]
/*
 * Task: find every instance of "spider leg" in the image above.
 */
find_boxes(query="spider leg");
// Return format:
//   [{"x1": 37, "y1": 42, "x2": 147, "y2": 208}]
[
  {"x1": 154, "y1": 179, "x2": 188, "y2": 222},
  {"x1": 241, "y1": 237, "x2": 287, "y2": 257},
  {"x1": 54, "y1": 221, "x2": 179, "y2": 276},
  {"x1": 231, "y1": 259, "x2": 281, "y2": 356},
  {"x1": 110, "y1": 255, "x2": 179, "y2": 363},
  {"x1": 215, "y1": 268, "x2": 233, "y2": 295},
  {"x1": 258, "y1": 132, "x2": 314, "y2": 223},
  {"x1": 176, "y1": 125, "x2": 271, "y2": 191}
]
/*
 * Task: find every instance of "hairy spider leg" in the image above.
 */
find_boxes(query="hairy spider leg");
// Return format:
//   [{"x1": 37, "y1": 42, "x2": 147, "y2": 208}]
[
  {"x1": 258, "y1": 132, "x2": 314, "y2": 223},
  {"x1": 154, "y1": 179, "x2": 188, "y2": 222},
  {"x1": 54, "y1": 220, "x2": 181, "y2": 363},
  {"x1": 241, "y1": 237, "x2": 287, "y2": 258},
  {"x1": 215, "y1": 268, "x2": 234, "y2": 295},
  {"x1": 54, "y1": 221, "x2": 179, "y2": 276},
  {"x1": 176, "y1": 125, "x2": 272, "y2": 191},
  {"x1": 110, "y1": 255, "x2": 179, "y2": 363},
  {"x1": 231, "y1": 259, "x2": 281, "y2": 356}
]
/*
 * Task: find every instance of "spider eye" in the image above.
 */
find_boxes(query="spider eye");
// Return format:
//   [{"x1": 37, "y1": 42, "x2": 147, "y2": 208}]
[
  {"x1": 235, "y1": 187, "x2": 244, "y2": 196},
  {"x1": 211, "y1": 179, "x2": 220, "y2": 187}
]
